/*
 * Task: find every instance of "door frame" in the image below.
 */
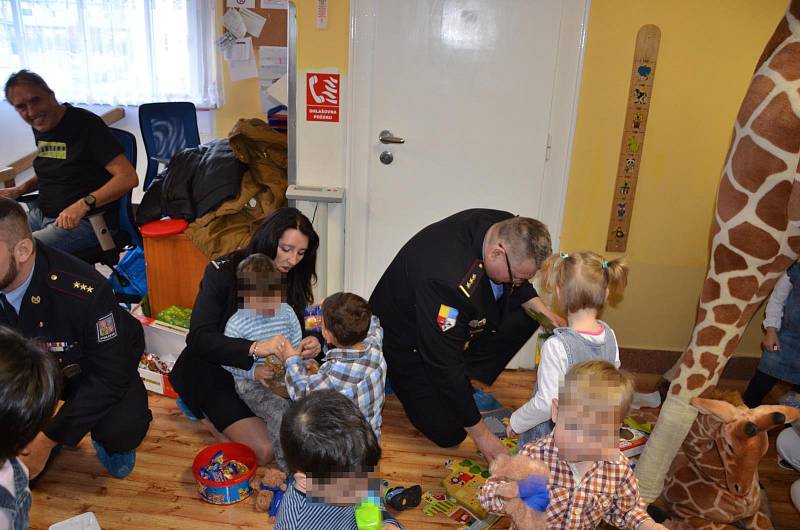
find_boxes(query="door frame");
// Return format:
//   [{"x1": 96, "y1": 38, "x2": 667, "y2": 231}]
[{"x1": 344, "y1": 0, "x2": 592, "y2": 295}]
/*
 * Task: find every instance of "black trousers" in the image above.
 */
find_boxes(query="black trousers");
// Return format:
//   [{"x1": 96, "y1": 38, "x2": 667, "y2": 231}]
[
  {"x1": 386, "y1": 305, "x2": 537, "y2": 447},
  {"x1": 743, "y1": 369, "x2": 800, "y2": 408},
  {"x1": 88, "y1": 377, "x2": 153, "y2": 453}
]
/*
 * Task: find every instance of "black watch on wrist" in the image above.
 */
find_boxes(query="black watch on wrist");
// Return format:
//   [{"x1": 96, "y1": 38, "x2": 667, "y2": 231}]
[{"x1": 83, "y1": 194, "x2": 97, "y2": 211}]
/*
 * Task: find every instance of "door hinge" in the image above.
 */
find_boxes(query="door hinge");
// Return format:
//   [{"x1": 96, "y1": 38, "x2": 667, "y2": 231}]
[{"x1": 545, "y1": 134, "x2": 552, "y2": 162}]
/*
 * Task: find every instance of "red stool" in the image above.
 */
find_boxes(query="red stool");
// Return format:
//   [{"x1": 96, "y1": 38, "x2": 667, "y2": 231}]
[{"x1": 141, "y1": 219, "x2": 208, "y2": 315}]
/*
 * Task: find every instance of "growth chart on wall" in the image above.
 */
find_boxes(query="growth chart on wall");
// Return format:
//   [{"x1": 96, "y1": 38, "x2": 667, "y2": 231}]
[{"x1": 606, "y1": 24, "x2": 661, "y2": 253}]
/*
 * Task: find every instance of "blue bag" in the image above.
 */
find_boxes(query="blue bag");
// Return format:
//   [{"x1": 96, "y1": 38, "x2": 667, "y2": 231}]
[{"x1": 109, "y1": 245, "x2": 148, "y2": 299}]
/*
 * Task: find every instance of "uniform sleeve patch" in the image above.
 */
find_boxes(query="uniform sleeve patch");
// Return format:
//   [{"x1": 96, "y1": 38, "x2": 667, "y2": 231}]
[
  {"x1": 436, "y1": 304, "x2": 459, "y2": 332},
  {"x1": 96, "y1": 312, "x2": 118, "y2": 342}
]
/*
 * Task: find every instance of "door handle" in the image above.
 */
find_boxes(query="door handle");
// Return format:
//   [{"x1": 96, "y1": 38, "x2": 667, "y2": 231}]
[{"x1": 379, "y1": 130, "x2": 405, "y2": 144}]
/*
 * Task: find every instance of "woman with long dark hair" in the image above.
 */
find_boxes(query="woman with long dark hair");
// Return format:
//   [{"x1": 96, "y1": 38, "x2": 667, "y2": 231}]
[{"x1": 169, "y1": 207, "x2": 321, "y2": 464}]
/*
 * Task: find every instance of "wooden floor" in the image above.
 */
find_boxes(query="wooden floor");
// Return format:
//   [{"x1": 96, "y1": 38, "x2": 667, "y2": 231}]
[{"x1": 30, "y1": 371, "x2": 800, "y2": 530}]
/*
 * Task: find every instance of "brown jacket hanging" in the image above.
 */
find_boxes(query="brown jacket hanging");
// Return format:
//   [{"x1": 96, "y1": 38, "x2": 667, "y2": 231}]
[{"x1": 185, "y1": 118, "x2": 288, "y2": 259}]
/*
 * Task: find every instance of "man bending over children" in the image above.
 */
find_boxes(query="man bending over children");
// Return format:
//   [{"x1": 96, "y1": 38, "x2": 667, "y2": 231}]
[
  {"x1": 480, "y1": 360, "x2": 666, "y2": 530},
  {"x1": 0, "y1": 327, "x2": 60, "y2": 530},
  {"x1": 275, "y1": 389, "x2": 402, "y2": 529}
]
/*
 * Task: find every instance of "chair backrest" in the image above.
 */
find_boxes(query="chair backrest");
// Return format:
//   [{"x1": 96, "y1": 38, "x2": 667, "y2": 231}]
[
  {"x1": 138, "y1": 102, "x2": 201, "y2": 190},
  {"x1": 109, "y1": 127, "x2": 141, "y2": 248}
]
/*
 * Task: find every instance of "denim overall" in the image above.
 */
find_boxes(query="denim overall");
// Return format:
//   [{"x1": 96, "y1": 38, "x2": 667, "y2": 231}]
[
  {"x1": 759, "y1": 262, "x2": 800, "y2": 385},
  {"x1": 0, "y1": 458, "x2": 31, "y2": 530},
  {"x1": 519, "y1": 321, "x2": 617, "y2": 446}
]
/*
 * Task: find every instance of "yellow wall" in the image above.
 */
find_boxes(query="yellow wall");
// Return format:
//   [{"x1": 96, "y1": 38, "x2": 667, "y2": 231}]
[
  {"x1": 214, "y1": 0, "x2": 350, "y2": 137},
  {"x1": 560, "y1": 0, "x2": 788, "y2": 356}
]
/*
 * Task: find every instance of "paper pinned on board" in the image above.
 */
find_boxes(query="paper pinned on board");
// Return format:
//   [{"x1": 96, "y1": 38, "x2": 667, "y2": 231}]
[
  {"x1": 223, "y1": 8, "x2": 247, "y2": 39},
  {"x1": 239, "y1": 7, "x2": 267, "y2": 37},
  {"x1": 227, "y1": 0, "x2": 255, "y2": 8},
  {"x1": 259, "y1": 46, "x2": 288, "y2": 80},
  {"x1": 224, "y1": 38, "x2": 251, "y2": 62},
  {"x1": 261, "y1": 0, "x2": 288, "y2": 8},
  {"x1": 226, "y1": 37, "x2": 258, "y2": 81}
]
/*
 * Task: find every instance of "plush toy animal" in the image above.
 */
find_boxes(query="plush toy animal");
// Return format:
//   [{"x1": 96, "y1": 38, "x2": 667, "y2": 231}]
[
  {"x1": 486, "y1": 453, "x2": 550, "y2": 530},
  {"x1": 250, "y1": 466, "x2": 288, "y2": 519},
  {"x1": 656, "y1": 390, "x2": 800, "y2": 529}
]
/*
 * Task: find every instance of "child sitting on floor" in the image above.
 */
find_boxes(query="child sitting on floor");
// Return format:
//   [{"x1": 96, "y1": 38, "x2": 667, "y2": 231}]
[
  {"x1": 0, "y1": 326, "x2": 60, "y2": 530},
  {"x1": 222, "y1": 253, "x2": 304, "y2": 470},
  {"x1": 480, "y1": 360, "x2": 666, "y2": 530},
  {"x1": 277, "y1": 292, "x2": 387, "y2": 439},
  {"x1": 508, "y1": 251, "x2": 628, "y2": 445},
  {"x1": 274, "y1": 389, "x2": 402, "y2": 530}
]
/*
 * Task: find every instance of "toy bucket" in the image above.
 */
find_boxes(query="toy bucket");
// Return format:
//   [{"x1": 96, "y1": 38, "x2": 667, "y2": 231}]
[{"x1": 192, "y1": 442, "x2": 257, "y2": 505}]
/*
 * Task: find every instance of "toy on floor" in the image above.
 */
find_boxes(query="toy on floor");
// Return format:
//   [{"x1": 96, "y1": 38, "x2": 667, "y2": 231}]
[
  {"x1": 443, "y1": 458, "x2": 496, "y2": 520},
  {"x1": 654, "y1": 390, "x2": 800, "y2": 529},
  {"x1": 250, "y1": 467, "x2": 288, "y2": 518},
  {"x1": 192, "y1": 442, "x2": 257, "y2": 505},
  {"x1": 486, "y1": 453, "x2": 550, "y2": 530},
  {"x1": 384, "y1": 484, "x2": 422, "y2": 511}
]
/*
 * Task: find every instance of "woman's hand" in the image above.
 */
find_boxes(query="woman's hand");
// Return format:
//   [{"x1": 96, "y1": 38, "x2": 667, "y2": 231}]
[
  {"x1": 254, "y1": 365, "x2": 277, "y2": 387},
  {"x1": 254, "y1": 335, "x2": 288, "y2": 357},
  {"x1": 762, "y1": 327, "x2": 780, "y2": 352},
  {"x1": 298, "y1": 336, "x2": 322, "y2": 358}
]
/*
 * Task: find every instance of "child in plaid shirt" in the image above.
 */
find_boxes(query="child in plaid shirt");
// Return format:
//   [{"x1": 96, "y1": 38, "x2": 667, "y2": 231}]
[
  {"x1": 480, "y1": 360, "x2": 666, "y2": 530},
  {"x1": 277, "y1": 292, "x2": 387, "y2": 439}
]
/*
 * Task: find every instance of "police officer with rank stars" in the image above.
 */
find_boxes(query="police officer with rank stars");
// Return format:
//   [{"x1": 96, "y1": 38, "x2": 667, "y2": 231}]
[
  {"x1": 0, "y1": 197, "x2": 151, "y2": 480},
  {"x1": 370, "y1": 209, "x2": 565, "y2": 463}
]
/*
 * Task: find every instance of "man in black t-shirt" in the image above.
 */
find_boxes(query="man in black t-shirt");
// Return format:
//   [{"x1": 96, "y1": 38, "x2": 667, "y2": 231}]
[{"x1": 2, "y1": 70, "x2": 138, "y2": 255}]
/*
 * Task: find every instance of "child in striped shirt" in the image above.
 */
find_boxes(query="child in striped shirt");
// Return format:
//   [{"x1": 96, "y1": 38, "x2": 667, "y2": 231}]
[
  {"x1": 223, "y1": 253, "x2": 303, "y2": 471},
  {"x1": 275, "y1": 389, "x2": 402, "y2": 530}
]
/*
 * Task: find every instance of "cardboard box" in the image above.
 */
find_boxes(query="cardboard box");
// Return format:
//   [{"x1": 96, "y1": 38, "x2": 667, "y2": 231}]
[{"x1": 131, "y1": 306, "x2": 187, "y2": 398}]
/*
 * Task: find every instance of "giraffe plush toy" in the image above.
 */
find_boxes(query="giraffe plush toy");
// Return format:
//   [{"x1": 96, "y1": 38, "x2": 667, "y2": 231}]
[
  {"x1": 655, "y1": 390, "x2": 800, "y2": 530},
  {"x1": 636, "y1": 0, "x2": 800, "y2": 500}
]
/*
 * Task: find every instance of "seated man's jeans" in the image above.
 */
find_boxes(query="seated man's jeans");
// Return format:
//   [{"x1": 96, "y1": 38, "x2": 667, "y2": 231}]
[{"x1": 27, "y1": 200, "x2": 98, "y2": 255}]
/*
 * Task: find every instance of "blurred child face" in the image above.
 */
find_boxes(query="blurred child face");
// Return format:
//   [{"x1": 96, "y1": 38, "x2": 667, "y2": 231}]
[
  {"x1": 552, "y1": 399, "x2": 620, "y2": 462},
  {"x1": 244, "y1": 290, "x2": 283, "y2": 316},
  {"x1": 306, "y1": 472, "x2": 373, "y2": 505}
]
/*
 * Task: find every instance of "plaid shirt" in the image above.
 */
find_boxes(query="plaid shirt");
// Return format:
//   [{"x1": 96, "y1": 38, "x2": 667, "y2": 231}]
[
  {"x1": 479, "y1": 435, "x2": 651, "y2": 530},
  {"x1": 284, "y1": 316, "x2": 386, "y2": 439}
]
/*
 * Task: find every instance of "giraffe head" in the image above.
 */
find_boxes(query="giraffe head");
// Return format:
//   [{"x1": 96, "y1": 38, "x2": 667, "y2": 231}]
[{"x1": 690, "y1": 396, "x2": 800, "y2": 496}]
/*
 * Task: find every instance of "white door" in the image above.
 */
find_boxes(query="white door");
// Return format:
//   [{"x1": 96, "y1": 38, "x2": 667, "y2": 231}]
[{"x1": 346, "y1": 0, "x2": 588, "y2": 368}]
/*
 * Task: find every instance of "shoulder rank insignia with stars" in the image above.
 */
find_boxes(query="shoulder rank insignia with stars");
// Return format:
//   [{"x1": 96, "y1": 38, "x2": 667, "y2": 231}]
[
  {"x1": 48, "y1": 269, "x2": 97, "y2": 300},
  {"x1": 458, "y1": 259, "x2": 485, "y2": 298}
]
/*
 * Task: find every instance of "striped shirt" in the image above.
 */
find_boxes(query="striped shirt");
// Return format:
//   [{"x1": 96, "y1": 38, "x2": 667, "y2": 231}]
[
  {"x1": 223, "y1": 304, "x2": 302, "y2": 380},
  {"x1": 274, "y1": 483, "x2": 402, "y2": 530},
  {"x1": 284, "y1": 316, "x2": 387, "y2": 439}
]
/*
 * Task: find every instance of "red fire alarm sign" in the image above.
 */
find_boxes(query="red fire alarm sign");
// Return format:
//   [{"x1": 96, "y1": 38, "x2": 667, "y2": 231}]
[{"x1": 306, "y1": 73, "x2": 340, "y2": 122}]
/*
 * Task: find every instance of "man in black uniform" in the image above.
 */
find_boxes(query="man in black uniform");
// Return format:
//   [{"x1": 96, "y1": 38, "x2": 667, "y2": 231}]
[
  {"x1": 370, "y1": 209, "x2": 563, "y2": 462},
  {"x1": 0, "y1": 198, "x2": 151, "y2": 479},
  {"x1": 1, "y1": 70, "x2": 138, "y2": 255}
]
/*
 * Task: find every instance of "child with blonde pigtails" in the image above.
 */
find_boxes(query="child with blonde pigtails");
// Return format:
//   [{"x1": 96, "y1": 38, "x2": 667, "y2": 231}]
[{"x1": 507, "y1": 251, "x2": 629, "y2": 446}]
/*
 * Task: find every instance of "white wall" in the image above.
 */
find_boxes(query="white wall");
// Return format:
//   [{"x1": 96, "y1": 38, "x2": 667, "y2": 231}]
[{"x1": 0, "y1": 101, "x2": 216, "y2": 203}]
